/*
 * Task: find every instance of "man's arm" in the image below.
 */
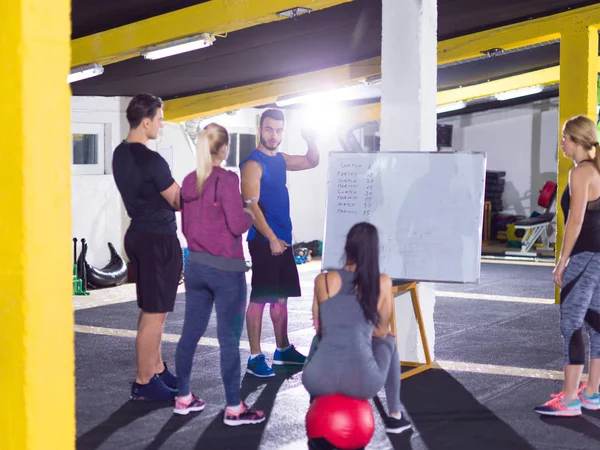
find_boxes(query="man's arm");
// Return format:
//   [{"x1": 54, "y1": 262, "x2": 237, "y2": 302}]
[
  {"x1": 160, "y1": 182, "x2": 181, "y2": 210},
  {"x1": 221, "y1": 172, "x2": 253, "y2": 236},
  {"x1": 153, "y1": 154, "x2": 181, "y2": 210},
  {"x1": 240, "y1": 160, "x2": 276, "y2": 241},
  {"x1": 281, "y1": 129, "x2": 320, "y2": 171}
]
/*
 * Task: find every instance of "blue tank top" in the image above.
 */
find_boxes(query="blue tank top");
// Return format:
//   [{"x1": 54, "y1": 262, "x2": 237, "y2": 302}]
[{"x1": 240, "y1": 149, "x2": 293, "y2": 243}]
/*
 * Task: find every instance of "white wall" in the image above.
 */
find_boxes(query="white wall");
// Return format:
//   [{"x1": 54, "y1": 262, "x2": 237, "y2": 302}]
[
  {"x1": 438, "y1": 98, "x2": 559, "y2": 218},
  {"x1": 197, "y1": 109, "x2": 261, "y2": 139},
  {"x1": 146, "y1": 122, "x2": 197, "y2": 246},
  {"x1": 284, "y1": 110, "x2": 342, "y2": 245},
  {"x1": 71, "y1": 96, "x2": 129, "y2": 267}
]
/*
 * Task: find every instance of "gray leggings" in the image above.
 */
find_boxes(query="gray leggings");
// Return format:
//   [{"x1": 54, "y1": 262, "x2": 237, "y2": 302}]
[
  {"x1": 302, "y1": 334, "x2": 401, "y2": 414},
  {"x1": 560, "y1": 252, "x2": 600, "y2": 365}
]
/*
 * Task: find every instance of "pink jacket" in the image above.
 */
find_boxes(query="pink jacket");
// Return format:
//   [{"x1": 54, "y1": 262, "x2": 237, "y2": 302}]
[{"x1": 181, "y1": 167, "x2": 252, "y2": 260}]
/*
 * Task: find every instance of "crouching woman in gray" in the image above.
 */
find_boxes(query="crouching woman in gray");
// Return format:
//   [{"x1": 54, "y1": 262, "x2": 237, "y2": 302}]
[{"x1": 302, "y1": 222, "x2": 411, "y2": 434}]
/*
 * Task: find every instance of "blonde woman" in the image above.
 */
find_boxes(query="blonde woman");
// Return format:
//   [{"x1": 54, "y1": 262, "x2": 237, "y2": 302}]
[
  {"x1": 174, "y1": 123, "x2": 265, "y2": 426},
  {"x1": 535, "y1": 115, "x2": 600, "y2": 416}
]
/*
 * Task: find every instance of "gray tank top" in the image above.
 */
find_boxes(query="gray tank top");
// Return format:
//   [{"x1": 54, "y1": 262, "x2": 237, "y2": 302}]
[{"x1": 318, "y1": 269, "x2": 375, "y2": 355}]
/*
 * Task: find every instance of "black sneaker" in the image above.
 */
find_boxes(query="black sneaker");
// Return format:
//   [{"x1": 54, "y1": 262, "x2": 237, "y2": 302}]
[
  {"x1": 130, "y1": 374, "x2": 175, "y2": 401},
  {"x1": 158, "y1": 363, "x2": 178, "y2": 392},
  {"x1": 223, "y1": 402, "x2": 266, "y2": 426},
  {"x1": 385, "y1": 415, "x2": 412, "y2": 434}
]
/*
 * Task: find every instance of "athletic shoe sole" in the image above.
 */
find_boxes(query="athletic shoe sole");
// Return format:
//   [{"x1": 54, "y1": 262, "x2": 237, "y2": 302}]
[
  {"x1": 272, "y1": 360, "x2": 305, "y2": 366},
  {"x1": 581, "y1": 403, "x2": 600, "y2": 410},
  {"x1": 173, "y1": 404, "x2": 206, "y2": 416},
  {"x1": 246, "y1": 368, "x2": 275, "y2": 377},
  {"x1": 130, "y1": 395, "x2": 174, "y2": 402},
  {"x1": 386, "y1": 424, "x2": 412, "y2": 434},
  {"x1": 534, "y1": 409, "x2": 581, "y2": 417},
  {"x1": 224, "y1": 417, "x2": 266, "y2": 426}
]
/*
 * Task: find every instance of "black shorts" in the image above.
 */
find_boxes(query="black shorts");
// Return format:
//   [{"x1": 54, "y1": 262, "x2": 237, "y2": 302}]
[
  {"x1": 124, "y1": 230, "x2": 182, "y2": 313},
  {"x1": 248, "y1": 238, "x2": 301, "y2": 303}
]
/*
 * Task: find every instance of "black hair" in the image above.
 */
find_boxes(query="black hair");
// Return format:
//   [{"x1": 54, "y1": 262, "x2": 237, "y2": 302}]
[
  {"x1": 126, "y1": 93, "x2": 163, "y2": 129},
  {"x1": 344, "y1": 222, "x2": 380, "y2": 324},
  {"x1": 260, "y1": 109, "x2": 285, "y2": 127}
]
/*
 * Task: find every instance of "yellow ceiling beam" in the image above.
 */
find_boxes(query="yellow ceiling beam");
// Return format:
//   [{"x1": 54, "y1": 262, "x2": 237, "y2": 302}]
[
  {"x1": 71, "y1": 0, "x2": 353, "y2": 68},
  {"x1": 163, "y1": 51, "x2": 600, "y2": 122},
  {"x1": 340, "y1": 103, "x2": 382, "y2": 130},
  {"x1": 439, "y1": 54, "x2": 600, "y2": 105},
  {"x1": 163, "y1": 59, "x2": 560, "y2": 123},
  {"x1": 163, "y1": 57, "x2": 381, "y2": 122},
  {"x1": 437, "y1": 67, "x2": 559, "y2": 105},
  {"x1": 155, "y1": 3, "x2": 600, "y2": 122},
  {"x1": 347, "y1": 64, "x2": 574, "y2": 121},
  {"x1": 438, "y1": 3, "x2": 600, "y2": 66},
  {"x1": 345, "y1": 54, "x2": 600, "y2": 122},
  {"x1": 72, "y1": 2, "x2": 600, "y2": 71}
]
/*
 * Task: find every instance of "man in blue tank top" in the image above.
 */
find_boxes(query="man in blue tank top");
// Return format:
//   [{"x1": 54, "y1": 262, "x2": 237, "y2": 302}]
[{"x1": 240, "y1": 109, "x2": 320, "y2": 377}]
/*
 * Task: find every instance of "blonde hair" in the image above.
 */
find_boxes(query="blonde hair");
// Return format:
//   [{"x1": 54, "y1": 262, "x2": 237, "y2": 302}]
[
  {"x1": 563, "y1": 115, "x2": 600, "y2": 167},
  {"x1": 195, "y1": 123, "x2": 229, "y2": 194}
]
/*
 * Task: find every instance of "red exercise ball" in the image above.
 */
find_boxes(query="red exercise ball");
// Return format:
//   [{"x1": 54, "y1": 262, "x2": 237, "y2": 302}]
[{"x1": 306, "y1": 394, "x2": 375, "y2": 450}]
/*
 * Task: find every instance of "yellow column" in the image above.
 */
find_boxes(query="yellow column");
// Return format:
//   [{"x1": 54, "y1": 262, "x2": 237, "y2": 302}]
[
  {"x1": 556, "y1": 26, "x2": 599, "y2": 302},
  {"x1": 0, "y1": 0, "x2": 74, "y2": 449}
]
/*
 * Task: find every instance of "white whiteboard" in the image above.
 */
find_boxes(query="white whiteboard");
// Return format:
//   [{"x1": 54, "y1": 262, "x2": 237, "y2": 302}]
[{"x1": 322, "y1": 151, "x2": 487, "y2": 284}]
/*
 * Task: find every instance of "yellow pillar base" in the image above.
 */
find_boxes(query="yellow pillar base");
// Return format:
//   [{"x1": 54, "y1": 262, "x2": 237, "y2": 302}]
[
  {"x1": 555, "y1": 26, "x2": 599, "y2": 302},
  {"x1": 0, "y1": 0, "x2": 74, "y2": 448}
]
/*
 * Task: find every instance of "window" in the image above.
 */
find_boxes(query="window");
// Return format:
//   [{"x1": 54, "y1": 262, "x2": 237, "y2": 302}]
[
  {"x1": 225, "y1": 129, "x2": 257, "y2": 168},
  {"x1": 71, "y1": 123, "x2": 106, "y2": 175}
]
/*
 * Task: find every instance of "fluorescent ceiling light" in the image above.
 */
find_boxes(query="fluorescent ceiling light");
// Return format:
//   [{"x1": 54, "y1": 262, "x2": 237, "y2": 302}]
[
  {"x1": 362, "y1": 75, "x2": 381, "y2": 86},
  {"x1": 494, "y1": 85, "x2": 543, "y2": 101},
  {"x1": 142, "y1": 33, "x2": 215, "y2": 60},
  {"x1": 277, "y1": 7, "x2": 312, "y2": 19},
  {"x1": 276, "y1": 84, "x2": 379, "y2": 107},
  {"x1": 276, "y1": 90, "x2": 346, "y2": 107},
  {"x1": 436, "y1": 101, "x2": 467, "y2": 114},
  {"x1": 68, "y1": 63, "x2": 104, "y2": 83}
]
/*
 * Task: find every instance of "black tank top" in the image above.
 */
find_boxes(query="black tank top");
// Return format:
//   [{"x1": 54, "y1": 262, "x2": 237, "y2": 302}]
[{"x1": 560, "y1": 160, "x2": 600, "y2": 254}]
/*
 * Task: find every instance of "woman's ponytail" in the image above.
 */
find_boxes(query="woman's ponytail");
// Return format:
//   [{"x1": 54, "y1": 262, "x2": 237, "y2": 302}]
[{"x1": 195, "y1": 130, "x2": 213, "y2": 194}]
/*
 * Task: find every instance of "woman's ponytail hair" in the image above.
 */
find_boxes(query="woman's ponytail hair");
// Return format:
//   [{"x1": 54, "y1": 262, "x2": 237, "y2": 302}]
[
  {"x1": 563, "y1": 115, "x2": 600, "y2": 169},
  {"x1": 195, "y1": 123, "x2": 229, "y2": 194},
  {"x1": 195, "y1": 130, "x2": 213, "y2": 194},
  {"x1": 594, "y1": 141, "x2": 600, "y2": 170},
  {"x1": 344, "y1": 222, "x2": 380, "y2": 325}
]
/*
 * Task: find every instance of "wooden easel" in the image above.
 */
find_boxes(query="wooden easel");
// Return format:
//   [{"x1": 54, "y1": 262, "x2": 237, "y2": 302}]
[{"x1": 389, "y1": 281, "x2": 437, "y2": 379}]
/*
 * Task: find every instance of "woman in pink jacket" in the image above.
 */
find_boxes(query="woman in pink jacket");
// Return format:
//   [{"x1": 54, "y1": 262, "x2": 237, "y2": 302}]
[{"x1": 173, "y1": 123, "x2": 265, "y2": 426}]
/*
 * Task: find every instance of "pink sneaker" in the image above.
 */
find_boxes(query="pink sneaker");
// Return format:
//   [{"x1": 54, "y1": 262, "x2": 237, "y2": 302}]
[
  {"x1": 534, "y1": 392, "x2": 581, "y2": 417},
  {"x1": 223, "y1": 402, "x2": 266, "y2": 426},
  {"x1": 173, "y1": 393, "x2": 205, "y2": 415}
]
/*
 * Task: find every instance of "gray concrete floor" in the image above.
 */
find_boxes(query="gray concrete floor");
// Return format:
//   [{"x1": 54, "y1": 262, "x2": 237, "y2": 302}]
[{"x1": 74, "y1": 260, "x2": 600, "y2": 450}]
